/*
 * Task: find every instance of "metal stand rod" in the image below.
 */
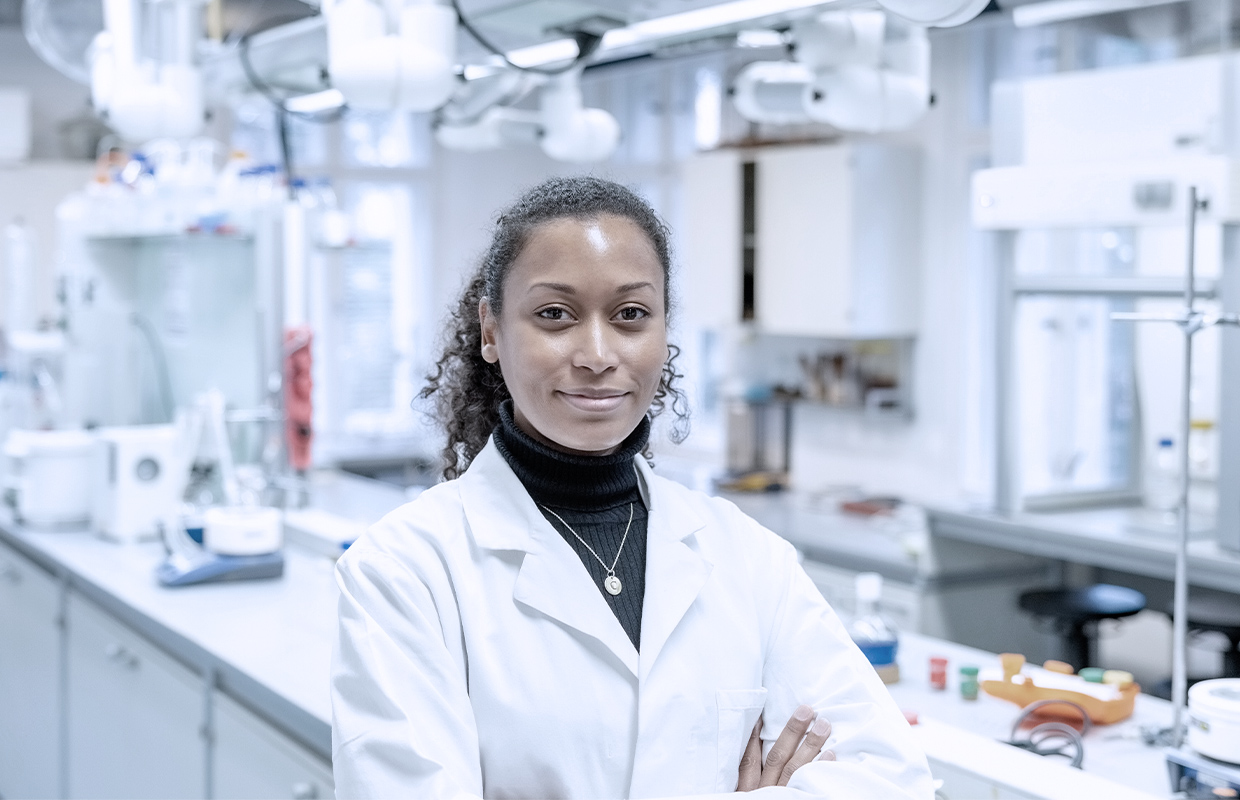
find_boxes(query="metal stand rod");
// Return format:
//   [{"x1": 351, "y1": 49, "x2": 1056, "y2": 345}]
[
  {"x1": 1109, "y1": 186, "x2": 1240, "y2": 747},
  {"x1": 1170, "y1": 186, "x2": 1199, "y2": 746}
]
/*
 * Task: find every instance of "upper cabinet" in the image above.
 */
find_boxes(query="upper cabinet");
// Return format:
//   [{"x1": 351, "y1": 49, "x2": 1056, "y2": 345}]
[{"x1": 680, "y1": 142, "x2": 921, "y2": 338}]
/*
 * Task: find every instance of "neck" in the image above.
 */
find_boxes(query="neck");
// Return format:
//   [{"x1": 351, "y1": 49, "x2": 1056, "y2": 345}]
[{"x1": 493, "y1": 400, "x2": 649, "y2": 510}]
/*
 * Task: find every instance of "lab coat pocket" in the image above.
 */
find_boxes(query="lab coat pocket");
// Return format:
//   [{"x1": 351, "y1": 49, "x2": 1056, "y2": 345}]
[{"x1": 715, "y1": 688, "x2": 768, "y2": 792}]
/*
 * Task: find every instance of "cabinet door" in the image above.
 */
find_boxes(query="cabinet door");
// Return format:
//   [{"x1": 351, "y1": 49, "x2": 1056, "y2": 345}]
[
  {"x1": 213, "y1": 693, "x2": 333, "y2": 800},
  {"x1": 0, "y1": 542, "x2": 61, "y2": 799},
  {"x1": 66, "y1": 594, "x2": 205, "y2": 799},
  {"x1": 755, "y1": 144, "x2": 854, "y2": 337},
  {"x1": 680, "y1": 149, "x2": 743, "y2": 330}
]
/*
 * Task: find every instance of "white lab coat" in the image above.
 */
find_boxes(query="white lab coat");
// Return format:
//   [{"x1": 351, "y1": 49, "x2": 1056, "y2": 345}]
[{"x1": 331, "y1": 438, "x2": 934, "y2": 799}]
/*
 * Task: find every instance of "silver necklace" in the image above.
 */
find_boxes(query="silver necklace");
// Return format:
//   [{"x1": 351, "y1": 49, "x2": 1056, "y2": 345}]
[{"x1": 541, "y1": 502, "x2": 634, "y2": 596}]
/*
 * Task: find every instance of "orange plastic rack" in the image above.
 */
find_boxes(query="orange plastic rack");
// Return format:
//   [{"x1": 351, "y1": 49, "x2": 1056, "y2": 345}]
[{"x1": 981, "y1": 653, "x2": 1140, "y2": 725}]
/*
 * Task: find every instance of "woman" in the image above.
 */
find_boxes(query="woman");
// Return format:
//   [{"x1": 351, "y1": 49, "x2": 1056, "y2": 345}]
[{"x1": 331, "y1": 176, "x2": 933, "y2": 799}]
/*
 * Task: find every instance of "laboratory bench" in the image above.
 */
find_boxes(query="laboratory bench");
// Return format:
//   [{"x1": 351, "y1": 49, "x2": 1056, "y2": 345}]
[
  {"x1": 0, "y1": 469, "x2": 1190, "y2": 800},
  {"x1": 928, "y1": 504, "x2": 1240, "y2": 594}
]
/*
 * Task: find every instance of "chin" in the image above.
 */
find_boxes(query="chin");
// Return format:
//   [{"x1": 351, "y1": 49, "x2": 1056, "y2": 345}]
[{"x1": 550, "y1": 419, "x2": 639, "y2": 456}]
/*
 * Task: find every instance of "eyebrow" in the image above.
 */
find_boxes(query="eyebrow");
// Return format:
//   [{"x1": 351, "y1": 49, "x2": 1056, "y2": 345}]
[{"x1": 527, "y1": 281, "x2": 657, "y2": 294}]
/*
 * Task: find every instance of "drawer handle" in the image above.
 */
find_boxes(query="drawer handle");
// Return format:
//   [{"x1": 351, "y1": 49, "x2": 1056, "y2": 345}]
[
  {"x1": 291, "y1": 781, "x2": 318, "y2": 799},
  {"x1": 103, "y1": 643, "x2": 140, "y2": 670}
]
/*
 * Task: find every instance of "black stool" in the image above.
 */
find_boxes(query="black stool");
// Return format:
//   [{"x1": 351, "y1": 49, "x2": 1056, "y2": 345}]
[
  {"x1": 1159, "y1": 588, "x2": 1240, "y2": 678},
  {"x1": 1019, "y1": 584, "x2": 1147, "y2": 670}
]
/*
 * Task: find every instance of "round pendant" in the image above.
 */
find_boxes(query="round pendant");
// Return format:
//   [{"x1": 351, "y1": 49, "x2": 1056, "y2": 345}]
[{"x1": 604, "y1": 575, "x2": 623, "y2": 596}]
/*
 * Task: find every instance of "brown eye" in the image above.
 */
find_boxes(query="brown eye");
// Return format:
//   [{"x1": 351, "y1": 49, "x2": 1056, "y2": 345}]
[
  {"x1": 538, "y1": 307, "x2": 567, "y2": 321},
  {"x1": 617, "y1": 307, "x2": 648, "y2": 322}
]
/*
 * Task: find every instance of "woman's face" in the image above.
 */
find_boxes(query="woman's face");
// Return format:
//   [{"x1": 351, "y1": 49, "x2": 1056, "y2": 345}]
[{"x1": 480, "y1": 214, "x2": 668, "y2": 456}]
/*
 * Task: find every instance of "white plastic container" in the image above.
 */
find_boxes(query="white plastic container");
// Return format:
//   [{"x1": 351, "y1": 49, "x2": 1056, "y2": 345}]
[
  {"x1": 203, "y1": 506, "x2": 283, "y2": 556},
  {"x1": 3, "y1": 429, "x2": 96, "y2": 527},
  {"x1": 1188, "y1": 678, "x2": 1240, "y2": 765}
]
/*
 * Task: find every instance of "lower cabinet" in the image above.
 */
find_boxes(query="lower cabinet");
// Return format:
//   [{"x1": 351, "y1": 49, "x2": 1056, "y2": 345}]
[
  {"x1": 0, "y1": 549, "x2": 333, "y2": 800},
  {"x1": 65, "y1": 593, "x2": 206, "y2": 799},
  {"x1": 213, "y1": 693, "x2": 334, "y2": 800},
  {"x1": 0, "y1": 542, "x2": 62, "y2": 800}
]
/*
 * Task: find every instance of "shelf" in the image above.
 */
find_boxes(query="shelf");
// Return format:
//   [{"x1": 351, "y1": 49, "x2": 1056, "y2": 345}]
[{"x1": 1012, "y1": 274, "x2": 1217, "y2": 298}]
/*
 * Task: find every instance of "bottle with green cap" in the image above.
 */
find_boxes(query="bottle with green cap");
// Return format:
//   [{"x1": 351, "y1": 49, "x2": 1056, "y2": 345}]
[{"x1": 960, "y1": 665, "x2": 979, "y2": 701}]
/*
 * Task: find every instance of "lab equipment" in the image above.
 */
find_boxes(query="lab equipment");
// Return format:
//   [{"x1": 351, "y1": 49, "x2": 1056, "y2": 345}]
[
  {"x1": 929, "y1": 656, "x2": 948, "y2": 691},
  {"x1": 2, "y1": 428, "x2": 95, "y2": 527},
  {"x1": 959, "y1": 666, "x2": 979, "y2": 701},
  {"x1": 724, "y1": 398, "x2": 791, "y2": 483},
  {"x1": 1187, "y1": 679, "x2": 1240, "y2": 765},
  {"x1": 1165, "y1": 746, "x2": 1240, "y2": 800},
  {"x1": 284, "y1": 327, "x2": 313, "y2": 471},
  {"x1": 848, "y1": 572, "x2": 900, "y2": 684},
  {"x1": 1002, "y1": 699, "x2": 1089, "y2": 769},
  {"x1": 91, "y1": 424, "x2": 185, "y2": 543},
  {"x1": 155, "y1": 549, "x2": 284, "y2": 586},
  {"x1": 202, "y1": 506, "x2": 282, "y2": 557},
  {"x1": 981, "y1": 652, "x2": 1138, "y2": 725}
]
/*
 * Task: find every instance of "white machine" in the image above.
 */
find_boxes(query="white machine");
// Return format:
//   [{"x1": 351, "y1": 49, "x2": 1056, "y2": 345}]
[
  {"x1": 1188, "y1": 679, "x2": 1240, "y2": 765},
  {"x1": 92, "y1": 424, "x2": 185, "y2": 543},
  {"x1": 2, "y1": 428, "x2": 96, "y2": 527}
]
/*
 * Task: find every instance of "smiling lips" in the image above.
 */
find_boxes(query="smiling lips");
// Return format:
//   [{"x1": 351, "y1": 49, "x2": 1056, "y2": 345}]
[{"x1": 558, "y1": 389, "x2": 629, "y2": 413}]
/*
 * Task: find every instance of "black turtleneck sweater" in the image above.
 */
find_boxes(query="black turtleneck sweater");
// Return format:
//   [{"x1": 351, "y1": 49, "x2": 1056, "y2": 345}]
[{"x1": 493, "y1": 401, "x2": 648, "y2": 650}]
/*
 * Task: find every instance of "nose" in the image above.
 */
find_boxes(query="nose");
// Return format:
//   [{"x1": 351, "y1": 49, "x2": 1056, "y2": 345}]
[{"x1": 572, "y1": 315, "x2": 620, "y2": 374}]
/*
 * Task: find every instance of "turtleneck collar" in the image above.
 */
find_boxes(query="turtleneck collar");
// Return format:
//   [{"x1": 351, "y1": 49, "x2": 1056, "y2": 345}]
[{"x1": 493, "y1": 400, "x2": 649, "y2": 511}]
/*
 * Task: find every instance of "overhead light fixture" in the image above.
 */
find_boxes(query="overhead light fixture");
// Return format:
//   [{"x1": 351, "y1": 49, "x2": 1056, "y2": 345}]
[
  {"x1": 283, "y1": 88, "x2": 345, "y2": 114},
  {"x1": 1012, "y1": 0, "x2": 1181, "y2": 27},
  {"x1": 505, "y1": 0, "x2": 838, "y2": 69}
]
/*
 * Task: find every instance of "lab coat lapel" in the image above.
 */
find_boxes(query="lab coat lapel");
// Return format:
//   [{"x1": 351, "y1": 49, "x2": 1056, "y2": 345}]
[
  {"x1": 635, "y1": 458, "x2": 712, "y2": 684},
  {"x1": 460, "y1": 439, "x2": 639, "y2": 678}
]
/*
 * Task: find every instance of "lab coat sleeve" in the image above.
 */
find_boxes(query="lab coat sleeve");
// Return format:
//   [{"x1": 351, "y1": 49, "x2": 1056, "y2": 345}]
[
  {"x1": 331, "y1": 544, "x2": 484, "y2": 800},
  {"x1": 754, "y1": 533, "x2": 935, "y2": 800}
]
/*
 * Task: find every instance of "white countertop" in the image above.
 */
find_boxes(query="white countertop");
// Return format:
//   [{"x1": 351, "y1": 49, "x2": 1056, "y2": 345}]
[
  {"x1": 892, "y1": 632, "x2": 1172, "y2": 799},
  {"x1": 0, "y1": 470, "x2": 1185, "y2": 796}
]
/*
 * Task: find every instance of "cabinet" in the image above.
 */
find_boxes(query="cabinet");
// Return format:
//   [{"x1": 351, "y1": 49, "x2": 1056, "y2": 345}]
[
  {"x1": 65, "y1": 594, "x2": 205, "y2": 799},
  {"x1": 0, "y1": 542, "x2": 61, "y2": 800},
  {"x1": 213, "y1": 693, "x2": 334, "y2": 800},
  {"x1": 680, "y1": 143, "x2": 921, "y2": 337}
]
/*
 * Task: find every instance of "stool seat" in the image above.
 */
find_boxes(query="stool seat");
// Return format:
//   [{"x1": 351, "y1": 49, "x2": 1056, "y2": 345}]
[
  {"x1": 1019, "y1": 584, "x2": 1147, "y2": 670},
  {"x1": 1019, "y1": 584, "x2": 1147, "y2": 621}
]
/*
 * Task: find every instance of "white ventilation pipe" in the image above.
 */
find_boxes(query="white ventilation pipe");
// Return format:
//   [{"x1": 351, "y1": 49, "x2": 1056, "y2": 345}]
[
  {"x1": 730, "y1": 10, "x2": 930, "y2": 134},
  {"x1": 877, "y1": 0, "x2": 991, "y2": 27},
  {"x1": 801, "y1": 15, "x2": 930, "y2": 133},
  {"x1": 325, "y1": 0, "x2": 457, "y2": 112},
  {"x1": 539, "y1": 69, "x2": 619, "y2": 163},
  {"x1": 90, "y1": 0, "x2": 205, "y2": 143}
]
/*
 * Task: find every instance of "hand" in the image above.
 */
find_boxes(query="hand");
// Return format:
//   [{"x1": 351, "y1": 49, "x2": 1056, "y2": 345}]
[{"x1": 737, "y1": 704, "x2": 835, "y2": 791}]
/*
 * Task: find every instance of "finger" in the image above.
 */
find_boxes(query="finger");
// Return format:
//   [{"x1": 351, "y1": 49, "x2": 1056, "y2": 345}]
[
  {"x1": 818, "y1": 749, "x2": 836, "y2": 762},
  {"x1": 778, "y1": 716, "x2": 832, "y2": 787},
  {"x1": 737, "y1": 718, "x2": 763, "y2": 792},
  {"x1": 759, "y1": 705, "x2": 815, "y2": 788}
]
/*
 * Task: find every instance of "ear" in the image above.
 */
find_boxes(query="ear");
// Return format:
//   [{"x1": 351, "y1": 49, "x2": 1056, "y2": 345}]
[{"x1": 479, "y1": 298, "x2": 500, "y2": 364}]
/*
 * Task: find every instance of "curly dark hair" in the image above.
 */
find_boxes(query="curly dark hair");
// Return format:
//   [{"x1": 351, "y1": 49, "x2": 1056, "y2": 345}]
[{"x1": 419, "y1": 175, "x2": 691, "y2": 480}]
